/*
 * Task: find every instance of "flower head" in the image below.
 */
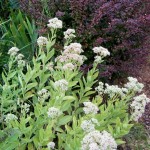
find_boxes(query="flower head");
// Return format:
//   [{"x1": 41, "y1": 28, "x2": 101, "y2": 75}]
[
  {"x1": 18, "y1": 60, "x2": 26, "y2": 68},
  {"x1": 95, "y1": 82, "x2": 104, "y2": 95},
  {"x1": 21, "y1": 103, "x2": 30, "y2": 113},
  {"x1": 94, "y1": 56, "x2": 102, "y2": 63},
  {"x1": 93, "y1": 46, "x2": 110, "y2": 57},
  {"x1": 64, "y1": 43, "x2": 83, "y2": 54},
  {"x1": 8, "y1": 47, "x2": 19, "y2": 56},
  {"x1": 89, "y1": 143, "x2": 99, "y2": 150},
  {"x1": 81, "y1": 118, "x2": 99, "y2": 133},
  {"x1": 37, "y1": 36, "x2": 48, "y2": 46},
  {"x1": 46, "y1": 62, "x2": 54, "y2": 71},
  {"x1": 5, "y1": 114, "x2": 18, "y2": 123},
  {"x1": 104, "y1": 83, "x2": 128, "y2": 98},
  {"x1": 47, "y1": 107, "x2": 62, "y2": 119},
  {"x1": 47, "y1": 18, "x2": 62, "y2": 29},
  {"x1": 54, "y1": 79, "x2": 68, "y2": 91},
  {"x1": 124, "y1": 77, "x2": 144, "y2": 93},
  {"x1": 130, "y1": 94, "x2": 150, "y2": 122},
  {"x1": 64, "y1": 29, "x2": 76, "y2": 39},
  {"x1": 62, "y1": 63, "x2": 75, "y2": 71},
  {"x1": 55, "y1": 53, "x2": 85, "y2": 65},
  {"x1": 47, "y1": 142, "x2": 55, "y2": 149},
  {"x1": 17, "y1": 54, "x2": 24, "y2": 60},
  {"x1": 38, "y1": 89, "x2": 50, "y2": 101},
  {"x1": 55, "y1": 43, "x2": 85, "y2": 66},
  {"x1": 83, "y1": 102, "x2": 99, "y2": 114},
  {"x1": 81, "y1": 130, "x2": 117, "y2": 150}
]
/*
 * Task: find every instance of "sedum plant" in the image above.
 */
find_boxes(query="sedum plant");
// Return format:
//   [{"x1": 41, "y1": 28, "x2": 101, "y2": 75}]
[{"x1": 0, "y1": 18, "x2": 149, "y2": 150}]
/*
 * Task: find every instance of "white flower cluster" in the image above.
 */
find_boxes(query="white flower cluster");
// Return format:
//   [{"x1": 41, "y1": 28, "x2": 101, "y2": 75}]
[
  {"x1": 81, "y1": 118, "x2": 99, "y2": 133},
  {"x1": 124, "y1": 77, "x2": 144, "y2": 93},
  {"x1": 46, "y1": 62, "x2": 54, "y2": 71},
  {"x1": 8, "y1": 47, "x2": 19, "y2": 56},
  {"x1": 47, "y1": 107, "x2": 62, "y2": 119},
  {"x1": 54, "y1": 79, "x2": 68, "y2": 91},
  {"x1": 93, "y1": 46, "x2": 110, "y2": 57},
  {"x1": 83, "y1": 102, "x2": 99, "y2": 114},
  {"x1": 95, "y1": 77, "x2": 143, "y2": 98},
  {"x1": 64, "y1": 29, "x2": 76, "y2": 39},
  {"x1": 93, "y1": 46, "x2": 110, "y2": 63},
  {"x1": 17, "y1": 54, "x2": 24, "y2": 60},
  {"x1": 94, "y1": 56, "x2": 102, "y2": 63},
  {"x1": 64, "y1": 43, "x2": 83, "y2": 54},
  {"x1": 55, "y1": 43, "x2": 86, "y2": 66},
  {"x1": 130, "y1": 94, "x2": 150, "y2": 122},
  {"x1": 56, "y1": 53, "x2": 85, "y2": 65},
  {"x1": 47, "y1": 141, "x2": 55, "y2": 149},
  {"x1": 104, "y1": 83, "x2": 128, "y2": 98},
  {"x1": 62, "y1": 63, "x2": 75, "y2": 71},
  {"x1": 38, "y1": 89, "x2": 50, "y2": 101},
  {"x1": 47, "y1": 18, "x2": 62, "y2": 29},
  {"x1": 37, "y1": 36, "x2": 48, "y2": 46},
  {"x1": 5, "y1": 113, "x2": 18, "y2": 123},
  {"x1": 8, "y1": 47, "x2": 26, "y2": 67},
  {"x1": 95, "y1": 82, "x2": 104, "y2": 95},
  {"x1": 81, "y1": 130, "x2": 117, "y2": 150},
  {"x1": 21, "y1": 103, "x2": 30, "y2": 113},
  {"x1": 18, "y1": 59, "x2": 26, "y2": 68},
  {"x1": 16, "y1": 53, "x2": 25, "y2": 67}
]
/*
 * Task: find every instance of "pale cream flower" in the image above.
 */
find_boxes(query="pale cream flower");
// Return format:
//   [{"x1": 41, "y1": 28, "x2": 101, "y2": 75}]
[
  {"x1": 47, "y1": 18, "x2": 62, "y2": 29},
  {"x1": 47, "y1": 107, "x2": 62, "y2": 119},
  {"x1": 54, "y1": 79, "x2": 68, "y2": 91},
  {"x1": 47, "y1": 142, "x2": 55, "y2": 149},
  {"x1": 93, "y1": 46, "x2": 110, "y2": 57},
  {"x1": 81, "y1": 130, "x2": 117, "y2": 150},
  {"x1": 64, "y1": 29, "x2": 76, "y2": 39},
  {"x1": 5, "y1": 114, "x2": 18, "y2": 123},
  {"x1": 8, "y1": 47, "x2": 19, "y2": 56},
  {"x1": 83, "y1": 102, "x2": 99, "y2": 114},
  {"x1": 37, "y1": 36, "x2": 48, "y2": 46},
  {"x1": 63, "y1": 63, "x2": 75, "y2": 70}
]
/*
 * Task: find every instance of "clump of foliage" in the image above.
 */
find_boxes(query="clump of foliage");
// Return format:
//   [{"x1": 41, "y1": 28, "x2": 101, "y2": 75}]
[
  {"x1": 0, "y1": 11, "x2": 38, "y2": 77},
  {"x1": 0, "y1": 0, "x2": 19, "y2": 19},
  {"x1": 20, "y1": 0, "x2": 150, "y2": 77},
  {"x1": 0, "y1": 18, "x2": 149, "y2": 150},
  {"x1": 1, "y1": 11, "x2": 38, "y2": 58},
  {"x1": 124, "y1": 124, "x2": 150, "y2": 149}
]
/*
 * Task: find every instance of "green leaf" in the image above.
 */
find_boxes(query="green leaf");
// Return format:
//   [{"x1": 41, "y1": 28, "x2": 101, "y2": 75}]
[
  {"x1": 46, "y1": 48, "x2": 55, "y2": 63},
  {"x1": 61, "y1": 101, "x2": 71, "y2": 111},
  {"x1": 26, "y1": 82, "x2": 37, "y2": 92},
  {"x1": 62, "y1": 96, "x2": 76, "y2": 101},
  {"x1": 55, "y1": 127, "x2": 64, "y2": 133},
  {"x1": 7, "y1": 71, "x2": 16, "y2": 80},
  {"x1": 28, "y1": 143, "x2": 34, "y2": 150},
  {"x1": 84, "y1": 90, "x2": 96, "y2": 96},
  {"x1": 108, "y1": 125, "x2": 114, "y2": 135},
  {"x1": 68, "y1": 81, "x2": 79, "y2": 87},
  {"x1": 58, "y1": 115, "x2": 72, "y2": 126},
  {"x1": 46, "y1": 40, "x2": 55, "y2": 51},
  {"x1": 116, "y1": 139, "x2": 126, "y2": 145}
]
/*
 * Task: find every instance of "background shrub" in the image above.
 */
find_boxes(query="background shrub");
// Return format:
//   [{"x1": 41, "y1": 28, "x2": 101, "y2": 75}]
[{"x1": 20, "y1": 0, "x2": 150, "y2": 78}]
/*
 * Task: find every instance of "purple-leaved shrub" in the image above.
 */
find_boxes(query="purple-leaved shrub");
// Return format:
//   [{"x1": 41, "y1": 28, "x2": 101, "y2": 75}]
[{"x1": 20, "y1": 0, "x2": 150, "y2": 77}]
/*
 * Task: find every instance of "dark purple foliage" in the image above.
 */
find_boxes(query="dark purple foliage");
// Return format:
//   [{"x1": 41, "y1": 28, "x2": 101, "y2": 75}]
[{"x1": 19, "y1": 0, "x2": 150, "y2": 77}]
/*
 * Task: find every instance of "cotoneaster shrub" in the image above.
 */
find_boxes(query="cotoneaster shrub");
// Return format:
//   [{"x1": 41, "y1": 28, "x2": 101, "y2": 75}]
[
  {"x1": 19, "y1": 0, "x2": 150, "y2": 77},
  {"x1": 0, "y1": 18, "x2": 150, "y2": 150}
]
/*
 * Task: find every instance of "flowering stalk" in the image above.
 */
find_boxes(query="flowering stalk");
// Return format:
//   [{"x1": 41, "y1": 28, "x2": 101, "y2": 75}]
[{"x1": 0, "y1": 18, "x2": 149, "y2": 149}]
